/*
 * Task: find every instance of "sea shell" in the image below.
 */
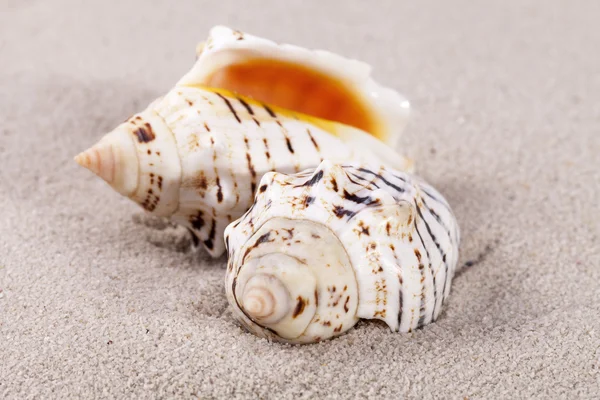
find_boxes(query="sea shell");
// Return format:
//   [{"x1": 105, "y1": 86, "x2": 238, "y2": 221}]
[
  {"x1": 75, "y1": 26, "x2": 413, "y2": 257},
  {"x1": 224, "y1": 161, "x2": 460, "y2": 343}
]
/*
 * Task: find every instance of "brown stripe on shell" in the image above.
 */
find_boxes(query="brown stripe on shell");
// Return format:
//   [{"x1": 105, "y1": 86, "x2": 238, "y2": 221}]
[
  {"x1": 216, "y1": 177, "x2": 223, "y2": 203},
  {"x1": 244, "y1": 136, "x2": 257, "y2": 194},
  {"x1": 262, "y1": 104, "x2": 277, "y2": 118},
  {"x1": 262, "y1": 138, "x2": 271, "y2": 162},
  {"x1": 216, "y1": 92, "x2": 241, "y2": 123},
  {"x1": 292, "y1": 296, "x2": 306, "y2": 318},
  {"x1": 343, "y1": 296, "x2": 350, "y2": 312},
  {"x1": 306, "y1": 128, "x2": 320, "y2": 152},
  {"x1": 237, "y1": 97, "x2": 254, "y2": 115},
  {"x1": 190, "y1": 210, "x2": 205, "y2": 230},
  {"x1": 203, "y1": 218, "x2": 217, "y2": 250}
]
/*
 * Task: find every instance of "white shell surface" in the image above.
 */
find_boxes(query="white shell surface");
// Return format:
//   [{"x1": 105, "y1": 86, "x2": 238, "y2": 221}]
[
  {"x1": 225, "y1": 161, "x2": 460, "y2": 343},
  {"x1": 178, "y1": 25, "x2": 411, "y2": 147},
  {"x1": 76, "y1": 85, "x2": 413, "y2": 257},
  {"x1": 153, "y1": 86, "x2": 412, "y2": 257}
]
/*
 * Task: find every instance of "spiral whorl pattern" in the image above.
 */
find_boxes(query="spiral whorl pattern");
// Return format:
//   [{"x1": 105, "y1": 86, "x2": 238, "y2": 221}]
[{"x1": 240, "y1": 273, "x2": 290, "y2": 324}]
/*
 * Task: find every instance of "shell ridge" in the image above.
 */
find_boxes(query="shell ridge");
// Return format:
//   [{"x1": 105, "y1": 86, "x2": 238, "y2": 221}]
[{"x1": 149, "y1": 100, "x2": 184, "y2": 218}]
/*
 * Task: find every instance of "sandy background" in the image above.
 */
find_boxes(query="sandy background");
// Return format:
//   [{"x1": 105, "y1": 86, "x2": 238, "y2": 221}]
[{"x1": 1, "y1": 0, "x2": 599, "y2": 398}]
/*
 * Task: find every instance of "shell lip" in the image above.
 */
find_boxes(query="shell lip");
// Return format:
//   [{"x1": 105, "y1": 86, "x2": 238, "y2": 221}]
[{"x1": 178, "y1": 25, "x2": 411, "y2": 146}]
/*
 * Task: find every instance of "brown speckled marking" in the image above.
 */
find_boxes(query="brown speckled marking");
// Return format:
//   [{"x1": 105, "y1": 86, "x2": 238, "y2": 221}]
[
  {"x1": 407, "y1": 214, "x2": 413, "y2": 225},
  {"x1": 374, "y1": 279, "x2": 388, "y2": 308},
  {"x1": 354, "y1": 220, "x2": 370, "y2": 237},
  {"x1": 292, "y1": 296, "x2": 306, "y2": 318},
  {"x1": 233, "y1": 30, "x2": 244, "y2": 40},
  {"x1": 343, "y1": 296, "x2": 350, "y2": 312},
  {"x1": 216, "y1": 177, "x2": 223, "y2": 203},
  {"x1": 414, "y1": 249, "x2": 422, "y2": 262},
  {"x1": 314, "y1": 290, "x2": 319, "y2": 307},
  {"x1": 243, "y1": 137, "x2": 257, "y2": 194},
  {"x1": 333, "y1": 205, "x2": 354, "y2": 219},
  {"x1": 141, "y1": 185, "x2": 160, "y2": 212},
  {"x1": 386, "y1": 221, "x2": 392, "y2": 235},
  {"x1": 330, "y1": 177, "x2": 338, "y2": 192},
  {"x1": 204, "y1": 122, "x2": 211, "y2": 132},
  {"x1": 196, "y1": 171, "x2": 208, "y2": 193},
  {"x1": 259, "y1": 184, "x2": 268, "y2": 193},
  {"x1": 303, "y1": 195, "x2": 315, "y2": 208},
  {"x1": 262, "y1": 138, "x2": 271, "y2": 161},
  {"x1": 322, "y1": 321, "x2": 331, "y2": 327},
  {"x1": 190, "y1": 210, "x2": 205, "y2": 230},
  {"x1": 133, "y1": 123, "x2": 155, "y2": 143},
  {"x1": 334, "y1": 324, "x2": 343, "y2": 333},
  {"x1": 186, "y1": 99, "x2": 193, "y2": 106}
]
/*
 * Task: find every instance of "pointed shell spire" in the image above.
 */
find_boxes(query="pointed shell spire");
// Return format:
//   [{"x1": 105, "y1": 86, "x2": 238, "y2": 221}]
[{"x1": 75, "y1": 125, "x2": 139, "y2": 196}]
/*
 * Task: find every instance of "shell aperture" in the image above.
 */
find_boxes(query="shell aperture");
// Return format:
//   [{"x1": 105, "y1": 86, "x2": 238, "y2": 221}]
[
  {"x1": 179, "y1": 25, "x2": 411, "y2": 147},
  {"x1": 225, "y1": 161, "x2": 460, "y2": 343}
]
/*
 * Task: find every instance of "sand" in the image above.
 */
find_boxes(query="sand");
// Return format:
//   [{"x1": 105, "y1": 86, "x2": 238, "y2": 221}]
[{"x1": 1, "y1": 0, "x2": 599, "y2": 398}]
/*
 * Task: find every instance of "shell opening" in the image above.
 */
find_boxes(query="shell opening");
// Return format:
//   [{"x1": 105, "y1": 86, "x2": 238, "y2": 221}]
[{"x1": 202, "y1": 58, "x2": 381, "y2": 140}]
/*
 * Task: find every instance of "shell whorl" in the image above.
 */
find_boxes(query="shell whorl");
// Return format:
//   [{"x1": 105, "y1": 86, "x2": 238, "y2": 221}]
[
  {"x1": 225, "y1": 161, "x2": 460, "y2": 343},
  {"x1": 76, "y1": 107, "x2": 181, "y2": 217},
  {"x1": 227, "y1": 218, "x2": 359, "y2": 343}
]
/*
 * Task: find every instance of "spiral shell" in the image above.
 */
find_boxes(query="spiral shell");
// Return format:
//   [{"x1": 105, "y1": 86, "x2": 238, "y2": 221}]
[
  {"x1": 225, "y1": 161, "x2": 460, "y2": 343},
  {"x1": 74, "y1": 26, "x2": 413, "y2": 257}
]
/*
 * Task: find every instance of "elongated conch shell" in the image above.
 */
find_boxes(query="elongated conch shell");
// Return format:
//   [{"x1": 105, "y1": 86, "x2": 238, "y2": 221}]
[
  {"x1": 224, "y1": 161, "x2": 460, "y2": 344},
  {"x1": 75, "y1": 26, "x2": 413, "y2": 257}
]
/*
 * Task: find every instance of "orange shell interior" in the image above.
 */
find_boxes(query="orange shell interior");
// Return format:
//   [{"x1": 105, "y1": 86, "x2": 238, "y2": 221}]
[{"x1": 203, "y1": 58, "x2": 381, "y2": 140}]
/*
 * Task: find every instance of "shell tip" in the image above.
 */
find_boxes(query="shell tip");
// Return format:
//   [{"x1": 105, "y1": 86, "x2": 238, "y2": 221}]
[{"x1": 73, "y1": 144, "x2": 114, "y2": 184}]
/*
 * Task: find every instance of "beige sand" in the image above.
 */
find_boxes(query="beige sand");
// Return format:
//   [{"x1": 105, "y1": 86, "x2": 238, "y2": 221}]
[{"x1": 1, "y1": 0, "x2": 599, "y2": 398}]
